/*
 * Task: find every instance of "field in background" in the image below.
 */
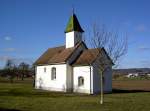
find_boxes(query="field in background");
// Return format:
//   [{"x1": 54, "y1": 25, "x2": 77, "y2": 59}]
[
  {"x1": 0, "y1": 78, "x2": 150, "y2": 111},
  {"x1": 112, "y1": 74, "x2": 150, "y2": 81},
  {"x1": 113, "y1": 80, "x2": 150, "y2": 91}
]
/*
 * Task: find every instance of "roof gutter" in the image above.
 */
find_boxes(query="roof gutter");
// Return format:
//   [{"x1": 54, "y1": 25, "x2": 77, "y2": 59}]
[{"x1": 34, "y1": 62, "x2": 66, "y2": 66}]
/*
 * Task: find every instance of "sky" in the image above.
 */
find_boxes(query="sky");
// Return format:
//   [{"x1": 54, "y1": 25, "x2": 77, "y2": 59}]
[{"x1": 0, "y1": 0, "x2": 150, "y2": 69}]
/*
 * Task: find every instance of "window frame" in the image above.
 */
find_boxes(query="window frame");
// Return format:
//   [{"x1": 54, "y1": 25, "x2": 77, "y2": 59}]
[
  {"x1": 51, "y1": 67, "x2": 56, "y2": 80},
  {"x1": 44, "y1": 67, "x2": 46, "y2": 73},
  {"x1": 78, "y1": 76, "x2": 84, "y2": 86}
]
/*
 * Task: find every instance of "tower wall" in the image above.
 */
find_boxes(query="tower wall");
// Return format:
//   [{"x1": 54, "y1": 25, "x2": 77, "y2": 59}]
[{"x1": 65, "y1": 31, "x2": 82, "y2": 48}]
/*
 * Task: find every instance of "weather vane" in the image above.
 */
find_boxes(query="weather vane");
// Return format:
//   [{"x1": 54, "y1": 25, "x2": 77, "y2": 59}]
[{"x1": 72, "y1": 4, "x2": 75, "y2": 15}]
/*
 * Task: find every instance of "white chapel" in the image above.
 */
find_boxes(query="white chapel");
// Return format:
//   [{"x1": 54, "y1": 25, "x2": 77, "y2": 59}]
[{"x1": 34, "y1": 12, "x2": 113, "y2": 94}]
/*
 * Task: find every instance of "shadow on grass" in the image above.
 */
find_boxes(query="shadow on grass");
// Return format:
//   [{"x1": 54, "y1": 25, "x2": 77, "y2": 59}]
[
  {"x1": 112, "y1": 89, "x2": 150, "y2": 94},
  {"x1": 0, "y1": 80, "x2": 33, "y2": 84},
  {"x1": 0, "y1": 88, "x2": 150, "y2": 98},
  {"x1": 0, "y1": 88, "x2": 90, "y2": 98},
  {"x1": 0, "y1": 108, "x2": 21, "y2": 111}
]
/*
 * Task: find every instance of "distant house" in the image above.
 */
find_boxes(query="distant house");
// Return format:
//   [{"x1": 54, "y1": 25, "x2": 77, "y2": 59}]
[
  {"x1": 138, "y1": 72, "x2": 150, "y2": 77},
  {"x1": 34, "y1": 12, "x2": 113, "y2": 94},
  {"x1": 126, "y1": 73, "x2": 138, "y2": 78},
  {"x1": 147, "y1": 74, "x2": 150, "y2": 77},
  {"x1": 126, "y1": 72, "x2": 150, "y2": 78},
  {"x1": 113, "y1": 68, "x2": 150, "y2": 78}
]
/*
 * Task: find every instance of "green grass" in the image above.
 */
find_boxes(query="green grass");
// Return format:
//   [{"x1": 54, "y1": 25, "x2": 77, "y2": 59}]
[{"x1": 0, "y1": 79, "x2": 150, "y2": 111}]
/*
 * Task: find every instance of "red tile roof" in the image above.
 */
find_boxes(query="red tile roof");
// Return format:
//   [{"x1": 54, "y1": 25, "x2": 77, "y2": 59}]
[
  {"x1": 48, "y1": 47, "x2": 75, "y2": 64},
  {"x1": 34, "y1": 43, "x2": 113, "y2": 66},
  {"x1": 34, "y1": 42, "x2": 86, "y2": 65},
  {"x1": 72, "y1": 48, "x2": 100, "y2": 66},
  {"x1": 34, "y1": 46, "x2": 65, "y2": 65}
]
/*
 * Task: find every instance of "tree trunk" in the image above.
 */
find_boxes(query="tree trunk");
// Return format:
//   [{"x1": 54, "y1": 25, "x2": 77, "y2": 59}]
[
  {"x1": 100, "y1": 71, "x2": 103, "y2": 104},
  {"x1": 21, "y1": 73, "x2": 24, "y2": 81}
]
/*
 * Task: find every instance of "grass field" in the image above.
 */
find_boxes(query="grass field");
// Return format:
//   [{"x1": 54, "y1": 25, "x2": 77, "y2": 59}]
[{"x1": 0, "y1": 79, "x2": 150, "y2": 111}]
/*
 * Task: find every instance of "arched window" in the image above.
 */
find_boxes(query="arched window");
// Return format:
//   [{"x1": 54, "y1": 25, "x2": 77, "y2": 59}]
[
  {"x1": 78, "y1": 76, "x2": 84, "y2": 86},
  {"x1": 44, "y1": 67, "x2": 46, "y2": 73},
  {"x1": 51, "y1": 67, "x2": 56, "y2": 80}
]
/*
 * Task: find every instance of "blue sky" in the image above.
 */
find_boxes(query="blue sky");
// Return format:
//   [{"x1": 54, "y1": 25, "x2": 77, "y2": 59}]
[{"x1": 0, "y1": 0, "x2": 150, "y2": 69}]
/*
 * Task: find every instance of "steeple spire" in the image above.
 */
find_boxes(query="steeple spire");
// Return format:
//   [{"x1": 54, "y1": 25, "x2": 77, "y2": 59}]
[
  {"x1": 72, "y1": 6, "x2": 74, "y2": 15},
  {"x1": 65, "y1": 11, "x2": 84, "y2": 48},
  {"x1": 65, "y1": 11, "x2": 84, "y2": 33}
]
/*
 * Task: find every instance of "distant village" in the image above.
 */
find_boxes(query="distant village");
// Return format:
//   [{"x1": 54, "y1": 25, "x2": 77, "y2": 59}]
[{"x1": 113, "y1": 68, "x2": 150, "y2": 79}]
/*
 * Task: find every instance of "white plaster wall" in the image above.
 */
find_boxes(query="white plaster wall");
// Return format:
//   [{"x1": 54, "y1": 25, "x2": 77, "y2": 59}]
[
  {"x1": 100, "y1": 50, "x2": 112, "y2": 92},
  {"x1": 66, "y1": 32, "x2": 75, "y2": 48},
  {"x1": 103, "y1": 67, "x2": 112, "y2": 92},
  {"x1": 92, "y1": 50, "x2": 112, "y2": 93},
  {"x1": 66, "y1": 42, "x2": 87, "y2": 92},
  {"x1": 92, "y1": 62, "x2": 101, "y2": 93},
  {"x1": 66, "y1": 64, "x2": 73, "y2": 92},
  {"x1": 93, "y1": 63, "x2": 112, "y2": 93},
  {"x1": 35, "y1": 64, "x2": 67, "y2": 92},
  {"x1": 66, "y1": 31, "x2": 82, "y2": 48},
  {"x1": 73, "y1": 66, "x2": 93, "y2": 94}
]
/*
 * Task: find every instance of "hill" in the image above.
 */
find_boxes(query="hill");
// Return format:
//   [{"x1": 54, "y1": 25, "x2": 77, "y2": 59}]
[{"x1": 113, "y1": 68, "x2": 150, "y2": 75}]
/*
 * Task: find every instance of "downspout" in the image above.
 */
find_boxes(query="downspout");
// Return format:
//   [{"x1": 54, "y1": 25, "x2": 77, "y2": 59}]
[
  {"x1": 66, "y1": 63, "x2": 68, "y2": 92},
  {"x1": 34, "y1": 66, "x2": 36, "y2": 88},
  {"x1": 90, "y1": 65, "x2": 92, "y2": 94},
  {"x1": 72, "y1": 65, "x2": 73, "y2": 92}
]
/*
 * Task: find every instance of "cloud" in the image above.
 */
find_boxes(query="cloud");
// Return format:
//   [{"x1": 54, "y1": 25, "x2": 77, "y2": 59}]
[
  {"x1": 4, "y1": 36, "x2": 12, "y2": 41},
  {"x1": 135, "y1": 24, "x2": 147, "y2": 32},
  {"x1": 3, "y1": 48, "x2": 16, "y2": 52},
  {"x1": 138, "y1": 46, "x2": 150, "y2": 51}
]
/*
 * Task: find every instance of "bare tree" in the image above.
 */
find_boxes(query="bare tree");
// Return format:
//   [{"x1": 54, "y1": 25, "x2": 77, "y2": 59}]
[
  {"x1": 4, "y1": 59, "x2": 16, "y2": 83},
  {"x1": 89, "y1": 23, "x2": 128, "y2": 104},
  {"x1": 18, "y1": 62, "x2": 29, "y2": 80},
  {"x1": 90, "y1": 23, "x2": 127, "y2": 65}
]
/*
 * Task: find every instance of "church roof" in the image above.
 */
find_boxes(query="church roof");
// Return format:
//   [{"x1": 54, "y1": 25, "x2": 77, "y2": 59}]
[
  {"x1": 72, "y1": 48, "x2": 114, "y2": 66},
  {"x1": 48, "y1": 47, "x2": 76, "y2": 64},
  {"x1": 65, "y1": 13, "x2": 84, "y2": 33},
  {"x1": 34, "y1": 42, "x2": 113, "y2": 66},
  {"x1": 72, "y1": 48, "x2": 99, "y2": 66},
  {"x1": 34, "y1": 42, "x2": 86, "y2": 65},
  {"x1": 34, "y1": 46, "x2": 65, "y2": 65}
]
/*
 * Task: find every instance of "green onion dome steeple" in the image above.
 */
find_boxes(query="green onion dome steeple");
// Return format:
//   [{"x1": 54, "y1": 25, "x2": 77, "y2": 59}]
[{"x1": 65, "y1": 13, "x2": 84, "y2": 33}]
